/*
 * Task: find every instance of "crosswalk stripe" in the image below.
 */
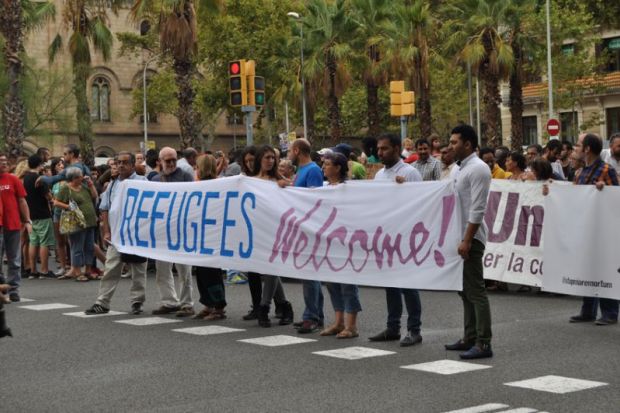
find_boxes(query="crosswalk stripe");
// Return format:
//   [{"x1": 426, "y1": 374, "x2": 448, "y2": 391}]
[
  {"x1": 115, "y1": 317, "x2": 182, "y2": 326},
  {"x1": 18, "y1": 298, "x2": 35, "y2": 302},
  {"x1": 63, "y1": 311, "x2": 127, "y2": 318},
  {"x1": 401, "y1": 359, "x2": 492, "y2": 375},
  {"x1": 238, "y1": 335, "x2": 317, "y2": 347},
  {"x1": 442, "y1": 403, "x2": 509, "y2": 413},
  {"x1": 19, "y1": 303, "x2": 78, "y2": 311},
  {"x1": 495, "y1": 408, "x2": 537, "y2": 413},
  {"x1": 173, "y1": 326, "x2": 246, "y2": 336},
  {"x1": 312, "y1": 346, "x2": 396, "y2": 360},
  {"x1": 504, "y1": 375, "x2": 608, "y2": 394}
]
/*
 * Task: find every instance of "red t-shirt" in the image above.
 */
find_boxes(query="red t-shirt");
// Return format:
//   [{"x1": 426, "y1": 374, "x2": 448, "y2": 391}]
[{"x1": 0, "y1": 173, "x2": 26, "y2": 230}]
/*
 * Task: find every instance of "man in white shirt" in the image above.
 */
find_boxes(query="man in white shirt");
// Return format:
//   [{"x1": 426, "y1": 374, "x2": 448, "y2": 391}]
[
  {"x1": 369, "y1": 134, "x2": 424, "y2": 347},
  {"x1": 445, "y1": 124, "x2": 493, "y2": 360},
  {"x1": 601, "y1": 132, "x2": 620, "y2": 178},
  {"x1": 176, "y1": 147, "x2": 197, "y2": 176}
]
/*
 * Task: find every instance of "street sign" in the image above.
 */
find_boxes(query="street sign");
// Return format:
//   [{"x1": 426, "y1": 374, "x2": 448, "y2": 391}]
[
  {"x1": 547, "y1": 118, "x2": 560, "y2": 136},
  {"x1": 147, "y1": 140, "x2": 156, "y2": 150}
]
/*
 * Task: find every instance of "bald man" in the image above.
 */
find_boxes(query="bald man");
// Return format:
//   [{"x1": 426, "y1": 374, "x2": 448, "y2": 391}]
[{"x1": 150, "y1": 147, "x2": 196, "y2": 317}]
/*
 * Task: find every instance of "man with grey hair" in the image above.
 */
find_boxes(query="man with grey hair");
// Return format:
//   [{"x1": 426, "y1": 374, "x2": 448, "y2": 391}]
[
  {"x1": 84, "y1": 152, "x2": 148, "y2": 315},
  {"x1": 177, "y1": 147, "x2": 198, "y2": 177},
  {"x1": 151, "y1": 147, "x2": 196, "y2": 316}
]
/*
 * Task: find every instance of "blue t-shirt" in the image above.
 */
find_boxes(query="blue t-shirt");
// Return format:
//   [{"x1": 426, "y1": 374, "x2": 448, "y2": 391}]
[{"x1": 294, "y1": 162, "x2": 323, "y2": 188}]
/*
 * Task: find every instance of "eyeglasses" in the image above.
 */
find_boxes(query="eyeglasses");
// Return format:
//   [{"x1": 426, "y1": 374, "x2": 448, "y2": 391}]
[
  {"x1": 117, "y1": 160, "x2": 132, "y2": 165},
  {"x1": 163, "y1": 158, "x2": 177, "y2": 163}
]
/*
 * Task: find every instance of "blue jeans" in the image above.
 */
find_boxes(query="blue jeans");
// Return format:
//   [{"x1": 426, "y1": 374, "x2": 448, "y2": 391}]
[
  {"x1": 326, "y1": 283, "x2": 361, "y2": 313},
  {"x1": 68, "y1": 227, "x2": 95, "y2": 268},
  {"x1": 302, "y1": 280, "x2": 324, "y2": 322},
  {"x1": 0, "y1": 230, "x2": 21, "y2": 293},
  {"x1": 386, "y1": 287, "x2": 421, "y2": 334},
  {"x1": 581, "y1": 297, "x2": 619, "y2": 321}
]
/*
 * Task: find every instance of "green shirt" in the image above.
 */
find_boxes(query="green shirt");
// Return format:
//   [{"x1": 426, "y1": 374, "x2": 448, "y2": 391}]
[
  {"x1": 57, "y1": 185, "x2": 97, "y2": 228},
  {"x1": 349, "y1": 161, "x2": 367, "y2": 180}
]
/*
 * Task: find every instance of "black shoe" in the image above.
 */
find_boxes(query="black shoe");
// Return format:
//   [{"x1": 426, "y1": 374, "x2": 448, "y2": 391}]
[
  {"x1": 293, "y1": 320, "x2": 303, "y2": 328},
  {"x1": 131, "y1": 302, "x2": 143, "y2": 315},
  {"x1": 569, "y1": 314, "x2": 596, "y2": 323},
  {"x1": 595, "y1": 318, "x2": 618, "y2": 326},
  {"x1": 445, "y1": 339, "x2": 475, "y2": 351},
  {"x1": 9, "y1": 293, "x2": 20, "y2": 303},
  {"x1": 460, "y1": 343, "x2": 493, "y2": 359},
  {"x1": 278, "y1": 301, "x2": 294, "y2": 326},
  {"x1": 0, "y1": 307, "x2": 12, "y2": 338},
  {"x1": 242, "y1": 308, "x2": 258, "y2": 321},
  {"x1": 85, "y1": 304, "x2": 109, "y2": 315},
  {"x1": 368, "y1": 328, "x2": 401, "y2": 342},
  {"x1": 274, "y1": 301, "x2": 284, "y2": 319},
  {"x1": 40, "y1": 271, "x2": 58, "y2": 280},
  {"x1": 152, "y1": 305, "x2": 180, "y2": 315},
  {"x1": 27, "y1": 272, "x2": 39, "y2": 280},
  {"x1": 257, "y1": 305, "x2": 271, "y2": 328},
  {"x1": 400, "y1": 332, "x2": 423, "y2": 347}
]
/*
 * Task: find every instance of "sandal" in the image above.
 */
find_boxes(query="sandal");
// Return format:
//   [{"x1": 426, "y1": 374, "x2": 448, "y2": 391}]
[
  {"x1": 336, "y1": 328, "x2": 359, "y2": 339},
  {"x1": 58, "y1": 273, "x2": 78, "y2": 280},
  {"x1": 192, "y1": 307, "x2": 213, "y2": 319},
  {"x1": 75, "y1": 275, "x2": 90, "y2": 282},
  {"x1": 204, "y1": 309, "x2": 226, "y2": 321},
  {"x1": 83, "y1": 273, "x2": 98, "y2": 281},
  {"x1": 320, "y1": 324, "x2": 345, "y2": 336}
]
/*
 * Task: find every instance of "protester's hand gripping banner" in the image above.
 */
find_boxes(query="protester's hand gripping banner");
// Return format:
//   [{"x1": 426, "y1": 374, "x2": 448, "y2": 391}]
[
  {"x1": 543, "y1": 184, "x2": 620, "y2": 300},
  {"x1": 109, "y1": 176, "x2": 464, "y2": 290}
]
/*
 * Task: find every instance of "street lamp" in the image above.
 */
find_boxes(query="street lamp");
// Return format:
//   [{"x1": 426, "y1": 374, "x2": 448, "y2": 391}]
[
  {"x1": 287, "y1": 11, "x2": 308, "y2": 140},
  {"x1": 143, "y1": 54, "x2": 159, "y2": 150},
  {"x1": 546, "y1": 0, "x2": 555, "y2": 130}
]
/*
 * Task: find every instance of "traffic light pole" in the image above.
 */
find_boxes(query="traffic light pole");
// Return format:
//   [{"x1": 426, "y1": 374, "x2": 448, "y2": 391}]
[
  {"x1": 242, "y1": 105, "x2": 256, "y2": 146},
  {"x1": 400, "y1": 116, "x2": 407, "y2": 143}
]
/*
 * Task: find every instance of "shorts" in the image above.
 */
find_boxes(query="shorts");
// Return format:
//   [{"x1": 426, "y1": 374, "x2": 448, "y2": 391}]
[{"x1": 30, "y1": 218, "x2": 56, "y2": 247}]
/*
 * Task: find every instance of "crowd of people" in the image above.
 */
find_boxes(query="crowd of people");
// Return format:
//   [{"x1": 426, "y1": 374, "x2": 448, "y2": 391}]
[{"x1": 0, "y1": 126, "x2": 618, "y2": 355}]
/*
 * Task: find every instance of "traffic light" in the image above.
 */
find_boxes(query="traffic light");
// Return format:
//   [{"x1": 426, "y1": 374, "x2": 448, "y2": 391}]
[
  {"x1": 249, "y1": 76, "x2": 265, "y2": 107},
  {"x1": 229, "y1": 60, "x2": 247, "y2": 107},
  {"x1": 390, "y1": 81, "x2": 415, "y2": 117}
]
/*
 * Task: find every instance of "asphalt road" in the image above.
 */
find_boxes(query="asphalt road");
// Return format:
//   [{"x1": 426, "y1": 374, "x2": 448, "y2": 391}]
[{"x1": 3, "y1": 272, "x2": 618, "y2": 413}]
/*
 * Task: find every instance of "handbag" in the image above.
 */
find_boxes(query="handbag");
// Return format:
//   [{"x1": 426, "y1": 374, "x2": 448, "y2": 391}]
[{"x1": 59, "y1": 198, "x2": 87, "y2": 235}]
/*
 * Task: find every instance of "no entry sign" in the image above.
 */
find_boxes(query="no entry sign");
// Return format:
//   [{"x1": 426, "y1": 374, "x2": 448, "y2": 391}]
[{"x1": 547, "y1": 118, "x2": 560, "y2": 136}]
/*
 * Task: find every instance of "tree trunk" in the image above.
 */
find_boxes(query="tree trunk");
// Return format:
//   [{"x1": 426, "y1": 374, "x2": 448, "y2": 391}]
[
  {"x1": 326, "y1": 53, "x2": 342, "y2": 145},
  {"x1": 73, "y1": 63, "x2": 95, "y2": 166},
  {"x1": 509, "y1": 42, "x2": 524, "y2": 151},
  {"x1": 479, "y1": 32, "x2": 502, "y2": 148},
  {"x1": 174, "y1": 57, "x2": 199, "y2": 149},
  {"x1": 1, "y1": 0, "x2": 25, "y2": 157},
  {"x1": 366, "y1": 81, "x2": 380, "y2": 137},
  {"x1": 415, "y1": 35, "x2": 432, "y2": 138}
]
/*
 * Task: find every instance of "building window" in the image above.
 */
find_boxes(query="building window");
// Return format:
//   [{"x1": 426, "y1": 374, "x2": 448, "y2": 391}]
[
  {"x1": 607, "y1": 107, "x2": 620, "y2": 139},
  {"x1": 522, "y1": 116, "x2": 537, "y2": 146},
  {"x1": 560, "y1": 111, "x2": 578, "y2": 142},
  {"x1": 91, "y1": 77, "x2": 110, "y2": 121},
  {"x1": 561, "y1": 43, "x2": 575, "y2": 56},
  {"x1": 140, "y1": 20, "x2": 151, "y2": 36},
  {"x1": 601, "y1": 37, "x2": 620, "y2": 72}
]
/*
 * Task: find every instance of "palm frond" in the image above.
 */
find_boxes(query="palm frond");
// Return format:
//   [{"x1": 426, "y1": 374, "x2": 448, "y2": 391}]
[
  {"x1": 91, "y1": 17, "x2": 114, "y2": 61},
  {"x1": 48, "y1": 34, "x2": 63, "y2": 64}
]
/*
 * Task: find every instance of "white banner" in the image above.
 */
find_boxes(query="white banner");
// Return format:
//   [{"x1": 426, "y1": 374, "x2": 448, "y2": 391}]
[
  {"x1": 543, "y1": 185, "x2": 620, "y2": 300},
  {"x1": 109, "y1": 176, "x2": 464, "y2": 290},
  {"x1": 483, "y1": 180, "x2": 548, "y2": 286}
]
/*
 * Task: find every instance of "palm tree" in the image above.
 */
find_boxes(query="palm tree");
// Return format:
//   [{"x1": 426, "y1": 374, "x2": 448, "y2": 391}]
[
  {"x1": 131, "y1": 0, "x2": 222, "y2": 149},
  {"x1": 1, "y1": 0, "x2": 55, "y2": 156},
  {"x1": 49, "y1": 0, "x2": 122, "y2": 166},
  {"x1": 302, "y1": 0, "x2": 358, "y2": 144},
  {"x1": 350, "y1": 0, "x2": 393, "y2": 137},
  {"x1": 443, "y1": 0, "x2": 514, "y2": 147}
]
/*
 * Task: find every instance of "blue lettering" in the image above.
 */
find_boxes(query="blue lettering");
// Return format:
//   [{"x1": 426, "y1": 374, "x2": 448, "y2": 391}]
[
  {"x1": 183, "y1": 191, "x2": 202, "y2": 253},
  {"x1": 220, "y1": 191, "x2": 239, "y2": 257},
  {"x1": 239, "y1": 192, "x2": 256, "y2": 258},
  {"x1": 150, "y1": 191, "x2": 170, "y2": 248},
  {"x1": 200, "y1": 192, "x2": 220, "y2": 255},
  {"x1": 120, "y1": 188, "x2": 139, "y2": 246},
  {"x1": 135, "y1": 191, "x2": 155, "y2": 247},
  {"x1": 166, "y1": 192, "x2": 187, "y2": 251}
]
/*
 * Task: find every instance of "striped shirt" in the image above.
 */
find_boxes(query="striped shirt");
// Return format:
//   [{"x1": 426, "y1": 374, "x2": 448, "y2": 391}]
[
  {"x1": 412, "y1": 156, "x2": 441, "y2": 181},
  {"x1": 574, "y1": 157, "x2": 619, "y2": 186}
]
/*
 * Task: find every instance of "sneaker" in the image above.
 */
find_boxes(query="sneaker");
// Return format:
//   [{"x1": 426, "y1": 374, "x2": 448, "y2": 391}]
[
  {"x1": 459, "y1": 343, "x2": 493, "y2": 359},
  {"x1": 85, "y1": 304, "x2": 109, "y2": 315},
  {"x1": 445, "y1": 339, "x2": 475, "y2": 351},
  {"x1": 152, "y1": 305, "x2": 180, "y2": 315},
  {"x1": 39, "y1": 271, "x2": 58, "y2": 280},
  {"x1": 569, "y1": 314, "x2": 596, "y2": 323},
  {"x1": 54, "y1": 268, "x2": 67, "y2": 277},
  {"x1": 131, "y1": 303, "x2": 143, "y2": 315},
  {"x1": 297, "y1": 320, "x2": 320, "y2": 334},
  {"x1": 225, "y1": 273, "x2": 248, "y2": 285},
  {"x1": 27, "y1": 272, "x2": 39, "y2": 280},
  {"x1": 176, "y1": 306, "x2": 195, "y2": 317},
  {"x1": 595, "y1": 318, "x2": 618, "y2": 326},
  {"x1": 294, "y1": 319, "x2": 323, "y2": 329},
  {"x1": 242, "y1": 308, "x2": 258, "y2": 321},
  {"x1": 9, "y1": 292, "x2": 20, "y2": 303},
  {"x1": 400, "y1": 332, "x2": 423, "y2": 347}
]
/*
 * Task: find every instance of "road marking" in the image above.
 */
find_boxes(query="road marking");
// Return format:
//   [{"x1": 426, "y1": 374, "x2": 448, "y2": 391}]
[
  {"x1": 173, "y1": 326, "x2": 246, "y2": 336},
  {"x1": 238, "y1": 335, "x2": 317, "y2": 347},
  {"x1": 312, "y1": 346, "x2": 396, "y2": 360},
  {"x1": 504, "y1": 375, "x2": 608, "y2": 394},
  {"x1": 19, "y1": 303, "x2": 78, "y2": 311},
  {"x1": 115, "y1": 317, "x2": 182, "y2": 326},
  {"x1": 19, "y1": 298, "x2": 35, "y2": 302},
  {"x1": 442, "y1": 403, "x2": 509, "y2": 413},
  {"x1": 401, "y1": 359, "x2": 492, "y2": 375},
  {"x1": 63, "y1": 311, "x2": 127, "y2": 318},
  {"x1": 496, "y1": 409, "x2": 537, "y2": 413}
]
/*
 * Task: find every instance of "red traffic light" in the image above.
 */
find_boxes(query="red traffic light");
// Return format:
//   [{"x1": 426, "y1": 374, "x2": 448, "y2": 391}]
[{"x1": 230, "y1": 62, "x2": 241, "y2": 75}]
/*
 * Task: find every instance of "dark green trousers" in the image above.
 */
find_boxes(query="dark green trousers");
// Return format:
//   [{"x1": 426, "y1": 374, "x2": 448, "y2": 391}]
[{"x1": 458, "y1": 239, "x2": 492, "y2": 345}]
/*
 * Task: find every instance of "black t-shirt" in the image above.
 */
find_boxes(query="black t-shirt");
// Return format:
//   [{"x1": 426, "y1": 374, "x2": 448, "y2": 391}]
[{"x1": 23, "y1": 171, "x2": 51, "y2": 220}]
